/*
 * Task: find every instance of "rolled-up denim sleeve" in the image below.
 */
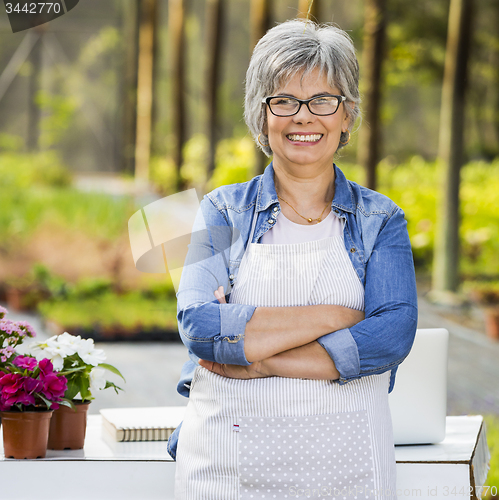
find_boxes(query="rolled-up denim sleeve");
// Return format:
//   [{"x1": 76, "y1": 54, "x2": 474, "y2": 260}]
[
  {"x1": 317, "y1": 207, "x2": 418, "y2": 392},
  {"x1": 176, "y1": 196, "x2": 255, "y2": 366}
]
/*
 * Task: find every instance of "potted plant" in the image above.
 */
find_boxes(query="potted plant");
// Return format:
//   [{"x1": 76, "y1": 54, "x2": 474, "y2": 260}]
[
  {"x1": 0, "y1": 355, "x2": 69, "y2": 459},
  {"x1": 18, "y1": 331, "x2": 125, "y2": 449}
]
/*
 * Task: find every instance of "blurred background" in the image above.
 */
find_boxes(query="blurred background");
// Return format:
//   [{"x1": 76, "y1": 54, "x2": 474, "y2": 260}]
[{"x1": 0, "y1": 0, "x2": 498, "y2": 487}]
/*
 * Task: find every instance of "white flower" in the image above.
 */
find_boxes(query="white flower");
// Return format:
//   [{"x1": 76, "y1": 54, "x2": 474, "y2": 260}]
[
  {"x1": 46, "y1": 336, "x2": 76, "y2": 358},
  {"x1": 89, "y1": 367, "x2": 107, "y2": 393},
  {"x1": 16, "y1": 340, "x2": 48, "y2": 360},
  {"x1": 55, "y1": 332, "x2": 82, "y2": 356},
  {"x1": 76, "y1": 338, "x2": 106, "y2": 366}
]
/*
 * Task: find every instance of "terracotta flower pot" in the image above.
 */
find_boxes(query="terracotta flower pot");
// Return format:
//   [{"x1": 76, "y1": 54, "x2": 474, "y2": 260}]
[
  {"x1": 0, "y1": 410, "x2": 53, "y2": 459},
  {"x1": 47, "y1": 401, "x2": 90, "y2": 450},
  {"x1": 485, "y1": 308, "x2": 499, "y2": 341}
]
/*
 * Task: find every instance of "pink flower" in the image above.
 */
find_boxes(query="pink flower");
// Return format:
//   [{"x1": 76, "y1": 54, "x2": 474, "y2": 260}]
[
  {"x1": 38, "y1": 358, "x2": 54, "y2": 376},
  {"x1": 41, "y1": 373, "x2": 67, "y2": 401},
  {"x1": 0, "y1": 305, "x2": 7, "y2": 319},
  {"x1": 13, "y1": 355, "x2": 38, "y2": 371},
  {"x1": 0, "y1": 373, "x2": 24, "y2": 395},
  {"x1": 23, "y1": 376, "x2": 43, "y2": 394},
  {"x1": 16, "y1": 321, "x2": 36, "y2": 338},
  {"x1": 5, "y1": 390, "x2": 36, "y2": 407},
  {"x1": 0, "y1": 373, "x2": 37, "y2": 410}
]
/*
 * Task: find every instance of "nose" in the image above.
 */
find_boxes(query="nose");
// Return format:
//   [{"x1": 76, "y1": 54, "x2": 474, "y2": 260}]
[{"x1": 292, "y1": 102, "x2": 315, "y2": 124}]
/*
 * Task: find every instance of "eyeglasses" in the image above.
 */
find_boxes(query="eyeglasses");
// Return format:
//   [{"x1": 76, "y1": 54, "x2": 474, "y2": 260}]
[{"x1": 262, "y1": 94, "x2": 346, "y2": 117}]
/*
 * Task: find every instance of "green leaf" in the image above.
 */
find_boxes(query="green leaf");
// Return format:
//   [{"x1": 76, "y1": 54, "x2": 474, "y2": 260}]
[
  {"x1": 59, "y1": 398, "x2": 76, "y2": 410},
  {"x1": 38, "y1": 393, "x2": 54, "y2": 409},
  {"x1": 65, "y1": 377, "x2": 81, "y2": 401},
  {"x1": 98, "y1": 363, "x2": 126, "y2": 381},
  {"x1": 104, "y1": 381, "x2": 124, "y2": 395},
  {"x1": 59, "y1": 365, "x2": 86, "y2": 375},
  {"x1": 79, "y1": 375, "x2": 91, "y2": 401}
]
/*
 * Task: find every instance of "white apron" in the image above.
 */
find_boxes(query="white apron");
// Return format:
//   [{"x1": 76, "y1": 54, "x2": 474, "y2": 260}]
[{"x1": 175, "y1": 234, "x2": 397, "y2": 500}]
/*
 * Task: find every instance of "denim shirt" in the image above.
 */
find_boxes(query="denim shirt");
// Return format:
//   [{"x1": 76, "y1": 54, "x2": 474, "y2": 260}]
[{"x1": 167, "y1": 162, "x2": 418, "y2": 460}]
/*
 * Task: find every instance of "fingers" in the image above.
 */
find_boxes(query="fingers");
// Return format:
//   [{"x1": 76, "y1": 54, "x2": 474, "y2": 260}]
[
  {"x1": 199, "y1": 359, "x2": 225, "y2": 377},
  {"x1": 214, "y1": 285, "x2": 227, "y2": 304},
  {"x1": 199, "y1": 359, "x2": 214, "y2": 371}
]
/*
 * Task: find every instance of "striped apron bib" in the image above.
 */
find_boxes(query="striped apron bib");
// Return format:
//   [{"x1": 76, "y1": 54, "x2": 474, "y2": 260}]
[{"x1": 174, "y1": 234, "x2": 397, "y2": 500}]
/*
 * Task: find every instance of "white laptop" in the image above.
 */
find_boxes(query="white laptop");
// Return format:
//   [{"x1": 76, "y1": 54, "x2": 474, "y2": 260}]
[{"x1": 389, "y1": 328, "x2": 449, "y2": 445}]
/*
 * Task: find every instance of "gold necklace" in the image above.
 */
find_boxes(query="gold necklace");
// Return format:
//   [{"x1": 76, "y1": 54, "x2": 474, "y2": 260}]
[{"x1": 277, "y1": 195, "x2": 331, "y2": 223}]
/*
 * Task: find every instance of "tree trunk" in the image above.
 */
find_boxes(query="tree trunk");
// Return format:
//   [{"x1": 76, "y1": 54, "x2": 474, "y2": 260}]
[
  {"x1": 27, "y1": 34, "x2": 42, "y2": 152},
  {"x1": 357, "y1": 0, "x2": 386, "y2": 191},
  {"x1": 250, "y1": 0, "x2": 271, "y2": 50},
  {"x1": 250, "y1": 0, "x2": 272, "y2": 175},
  {"x1": 298, "y1": 0, "x2": 321, "y2": 21},
  {"x1": 432, "y1": 0, "x2": 473, "y2": 297},
  {"x1": 169, "y1": 0, "x2": 187, "y2": 191},
  {"x1": 205, "y1": 0, "x2": 225, "y2": 178},
  {"x1": 120, "y1": 0, "x2": 139, "y2": 175},
  {"x1": 134, "y1": 0, "x2": 158, "y2": 184}
]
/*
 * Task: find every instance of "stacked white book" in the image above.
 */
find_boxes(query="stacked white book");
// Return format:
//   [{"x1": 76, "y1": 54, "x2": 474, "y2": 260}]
[{"x1": 100, "y1": 406, "x2": 187, "y2": 442}]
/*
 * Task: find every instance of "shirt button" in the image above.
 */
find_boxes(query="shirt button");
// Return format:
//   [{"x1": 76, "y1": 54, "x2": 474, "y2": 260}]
[
  {"x1": 334, "y1": 210, "x2": 339, "y2": 214},
  {"x1": 273, "y1": 206, "x2": 279, "y2": 212},
  {"x1": 268, "y1": 219, "x2": 275, "y2": 224},
  {"x1": 350, "y1": 248, "x2": 356, "y2": 253},
  {"x1": 229, "y1": 274, "x2": 234, "y2": 280}
]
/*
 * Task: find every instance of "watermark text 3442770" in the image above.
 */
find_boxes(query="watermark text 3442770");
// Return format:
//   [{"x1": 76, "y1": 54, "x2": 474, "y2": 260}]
[{"x1": 3, "y1": 1, "x2": 80, "y2": 33}]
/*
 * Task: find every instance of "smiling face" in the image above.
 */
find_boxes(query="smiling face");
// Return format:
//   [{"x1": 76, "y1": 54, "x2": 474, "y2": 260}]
[{"x1": 265, "y1": 68, "x2": 350, "y2": 176}]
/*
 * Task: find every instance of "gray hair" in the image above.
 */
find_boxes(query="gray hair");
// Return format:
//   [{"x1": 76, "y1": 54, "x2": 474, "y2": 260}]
[{"x1": 244, "y1": 19, "x2": 360, "y2": 156}]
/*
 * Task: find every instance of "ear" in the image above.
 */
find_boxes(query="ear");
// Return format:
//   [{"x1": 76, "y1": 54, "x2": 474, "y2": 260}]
[
  {"x1": 262, "y1": 120, "x2": 268, "y2": 137},
  {"x1": 342, "y1": 102, "x2": 354, "y2": 131}
]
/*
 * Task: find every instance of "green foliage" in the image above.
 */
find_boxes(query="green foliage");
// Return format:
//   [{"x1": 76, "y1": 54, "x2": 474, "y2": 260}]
[
  {"x1": 151, "y1": 135, "x2": 256, "y2": 193},
  {"x1": 460, "y1": 161, "x2": 499, "y2": 276},
  {"x1": 150, "y1": 155, "x2": 177, "y2": 194},
  {"x1": 150, "y1": 134, "x2": 209, "y2": 194},
  {"x1": 0, "y1": 150, "x2": 72, "y2": 189},
  {"x1": 67, "y1": 277, "x2": 114, "y2": 300},
  {"x1": 0, "y1": 133, "x2": 24, "y2": 152},
  {"x1": 209, "y1": 136, "x2": 256, "y2": 190},
  {"x1": 138, "y1": 278, "x2": 176, "y2": 300},
  {"x1": 37, "y1": 291, "x2": 178, "y2": 331},
  {"x1": 336, "y1": 157, "x2": 499, "y2": 278},
  {"x1": 37, "y1": 91, "x2": 78, "y2": 149},
  {"x1": 0, "y1": 168, "x2": 136, "y2": 251},
  {"x1": 181, "y1": 134, "x2": 209, "y2": 188},
  {"x1": 484, "y1": 415, "x2": 499, "y2": 490}
]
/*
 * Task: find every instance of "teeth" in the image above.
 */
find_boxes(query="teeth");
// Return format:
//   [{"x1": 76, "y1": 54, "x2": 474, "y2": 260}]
[{"x1": 287, "y1": 134, "x2": 323, "y2": 142}]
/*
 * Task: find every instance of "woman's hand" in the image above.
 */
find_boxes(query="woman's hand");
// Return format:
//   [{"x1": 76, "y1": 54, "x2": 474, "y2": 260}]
[
  {"x1": 199, "y1": 359, "x2": 269, "y2": 379},
  {"x1": 214, "y1": 285, "x2": 226, "y2": 304}
]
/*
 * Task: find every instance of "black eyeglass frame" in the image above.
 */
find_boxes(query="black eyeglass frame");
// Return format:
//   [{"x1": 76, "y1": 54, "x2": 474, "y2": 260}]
[{"x1": 262, "y1": 94, "x2": 347, "y2": 117}]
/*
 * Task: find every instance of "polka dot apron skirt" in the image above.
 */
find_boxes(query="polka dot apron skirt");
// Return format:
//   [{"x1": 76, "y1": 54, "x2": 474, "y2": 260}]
[{"x1": 174, "y1": 235, "x2": 397, "y2": 500}]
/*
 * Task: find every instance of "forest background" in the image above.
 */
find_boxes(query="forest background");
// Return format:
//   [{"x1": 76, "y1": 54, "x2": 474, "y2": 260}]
[{"x1": 0, "y1": 0, "x2": 499, "y2": 487}]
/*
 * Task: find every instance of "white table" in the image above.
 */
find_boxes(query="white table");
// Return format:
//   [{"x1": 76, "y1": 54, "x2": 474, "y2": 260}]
[
  {"x1": 0, "y1": 415, "x2": 490, "y2": 500},
  {"x1": 395, "y1": 416, "x2": 490, "y2": 499}
]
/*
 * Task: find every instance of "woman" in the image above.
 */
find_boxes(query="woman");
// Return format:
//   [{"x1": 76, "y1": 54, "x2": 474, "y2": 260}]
[{"x1": 168, "y1": 19, "x2": 418, "y2": 499}]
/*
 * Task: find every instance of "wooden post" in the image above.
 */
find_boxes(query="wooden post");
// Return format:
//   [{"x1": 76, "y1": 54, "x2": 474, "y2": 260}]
[
  {"x1": 250, "y1": 0, "x2": 272, "y2": 175},
  {"x1": 432, "y1": 0, "x2": 473, "y2": 297},
  {"x1": 120, "y1": 0, "x2": 139, "y2": 175},
  {"x1": 297, "y1": 0, "x2": 320, "y2": 21},
  {"x1": 205, "y1": 0, "x2": 225, "y2": 178},
  {"x1": 27, "y1": 28, "x2": 44, "y2": 152},
  {"x1": 134, "y1": 0, "x2": 157, "y2": 184},
  {"x1": 169, "y1": 0, "x2": 187, "y2": 191},
  {"x1": 357, "y1": 0, "x2": 386, "y2": 191}
]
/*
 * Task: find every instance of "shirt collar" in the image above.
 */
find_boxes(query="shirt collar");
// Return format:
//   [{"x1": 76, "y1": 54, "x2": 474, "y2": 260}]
[{"x1": 257, "y1": 161, "x2": 355, "y2": 214}]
